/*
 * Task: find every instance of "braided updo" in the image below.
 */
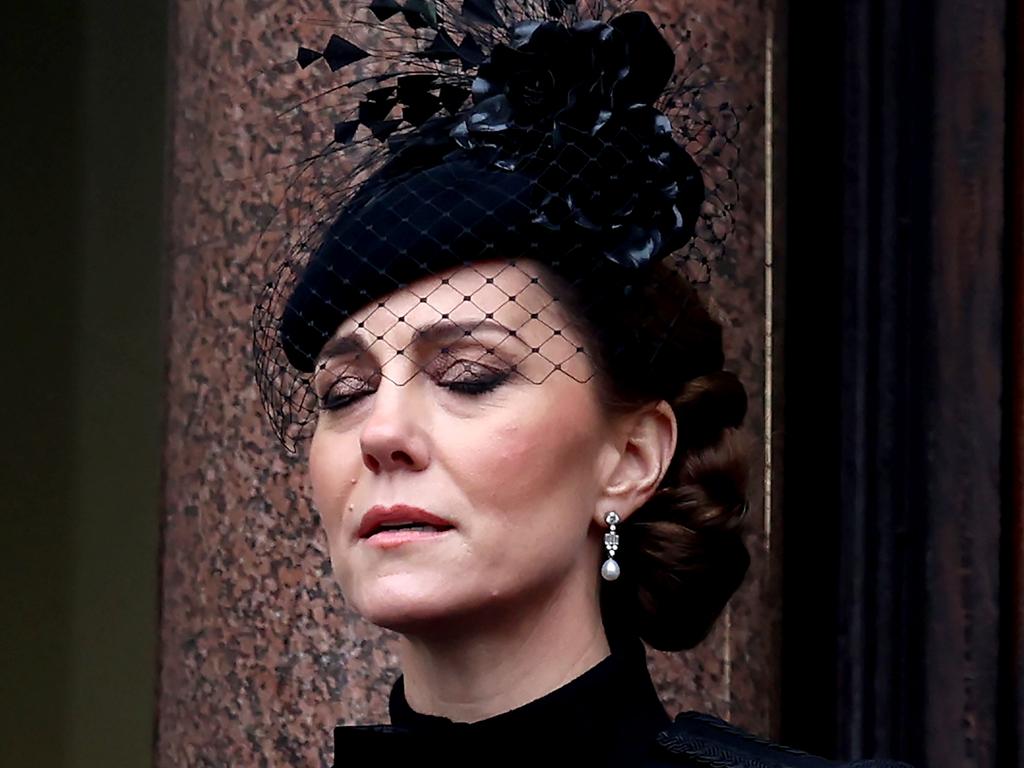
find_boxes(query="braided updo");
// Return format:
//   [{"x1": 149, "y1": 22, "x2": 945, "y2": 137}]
[{"x1": 553, "y1": 258, "x2": 753, "y2": 652}]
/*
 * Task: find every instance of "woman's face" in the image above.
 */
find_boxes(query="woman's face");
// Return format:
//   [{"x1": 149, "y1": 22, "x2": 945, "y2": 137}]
[{"x1": 308, "y1": 258, "x2": 622, "y2": 635}]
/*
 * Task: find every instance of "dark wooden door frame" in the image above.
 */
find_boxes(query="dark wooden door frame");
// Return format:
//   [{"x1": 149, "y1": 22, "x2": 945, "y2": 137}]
[
  {"x1": 778, "y1": 1, "x2": 1017, "y2": 766},
  {"x1": 1005, "y1": 0, "x2": 1024, "y2": 764}
]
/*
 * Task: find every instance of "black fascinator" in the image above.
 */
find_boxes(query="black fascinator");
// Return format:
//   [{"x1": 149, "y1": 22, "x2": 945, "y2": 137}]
[{"x1": 252, "y1": 0, "x2": 741, "y2": 450}]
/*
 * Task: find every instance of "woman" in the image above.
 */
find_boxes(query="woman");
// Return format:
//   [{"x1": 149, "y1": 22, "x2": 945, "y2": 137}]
[{"x1": 253, "y1": 2, "x2": 913, "y2": 765}]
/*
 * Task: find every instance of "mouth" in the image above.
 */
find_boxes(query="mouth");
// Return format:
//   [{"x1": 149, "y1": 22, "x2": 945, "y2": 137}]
[{"x1": 357, "y1": 504, "x2": 456, "y2": 543}]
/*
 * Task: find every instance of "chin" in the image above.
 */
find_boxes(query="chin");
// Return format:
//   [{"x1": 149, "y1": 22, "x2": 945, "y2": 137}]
[
  {"x1": 349, "y1": 577, "x2": 505, "y2": 637},
  {"x1": 346, "y1": 576, "x2": 465, "y2": 631}
]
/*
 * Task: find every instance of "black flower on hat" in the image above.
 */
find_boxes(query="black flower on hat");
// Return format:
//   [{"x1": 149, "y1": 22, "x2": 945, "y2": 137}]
[{"x1": 451, "y1": 12, "x2": 705, "y2": 270}]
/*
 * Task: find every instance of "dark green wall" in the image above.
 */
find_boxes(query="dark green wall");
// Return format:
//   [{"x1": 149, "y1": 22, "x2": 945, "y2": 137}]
[{"x1": 2, "y1": 1, "x2": 168, "y2": 766}]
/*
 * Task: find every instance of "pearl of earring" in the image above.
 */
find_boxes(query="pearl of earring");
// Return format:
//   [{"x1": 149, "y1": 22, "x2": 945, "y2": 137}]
[{"x1": 601, "y1": 511, "x2": 621, "y2": 581}]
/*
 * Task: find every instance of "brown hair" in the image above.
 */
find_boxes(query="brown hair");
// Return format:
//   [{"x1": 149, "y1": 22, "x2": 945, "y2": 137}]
[{"x1": 551, "y1": 259, "x2": 753, "y2": 651}]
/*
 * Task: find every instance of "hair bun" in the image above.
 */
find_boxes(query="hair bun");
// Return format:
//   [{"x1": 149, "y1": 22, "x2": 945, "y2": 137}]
[
  {"x1": 628, "y1": 527, "x2": 749, "y2": 652},
  {"x1": 674, "y1": 371, "x2": 748, "y2": 451}
]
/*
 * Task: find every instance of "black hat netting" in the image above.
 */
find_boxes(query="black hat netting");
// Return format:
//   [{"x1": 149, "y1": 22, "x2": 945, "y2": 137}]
[{"x1": 252, "y1": 0, "x2": 741, "y2": 451}]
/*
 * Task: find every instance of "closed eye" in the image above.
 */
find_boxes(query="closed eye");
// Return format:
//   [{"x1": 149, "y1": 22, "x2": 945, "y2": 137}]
[
  {"x1": 436, "y1": 360, "x2": 512, "y2": 395},
  {"x1": 316, "y1": 365, "x2": 510, "y2": 411},
  {"x1": 316, "y1": 374, "x2": 374, "y2": 412}
]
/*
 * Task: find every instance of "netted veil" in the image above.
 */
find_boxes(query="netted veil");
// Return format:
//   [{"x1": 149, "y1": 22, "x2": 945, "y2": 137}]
[{"x1": 250, "y1": 0, "x2": 741, "y2": 451}]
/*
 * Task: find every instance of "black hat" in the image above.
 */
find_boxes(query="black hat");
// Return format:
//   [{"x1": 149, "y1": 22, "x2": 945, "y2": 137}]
[{"x1": 253, "y1": 0, "x2": 740, "y2": 450}]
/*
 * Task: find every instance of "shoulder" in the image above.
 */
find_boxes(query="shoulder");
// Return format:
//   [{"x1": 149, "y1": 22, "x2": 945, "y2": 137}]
[{"x1": 652, "y1": 711, "x2": 916, "y2": 768}]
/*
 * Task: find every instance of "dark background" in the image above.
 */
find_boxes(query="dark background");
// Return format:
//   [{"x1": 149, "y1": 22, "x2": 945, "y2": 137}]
[
  {"x1": 781, "y1": 3, "x2": 1021, "y2": 767},
  {"x1": 2, "y1": 1, "x2": 167, "y2": 766}
]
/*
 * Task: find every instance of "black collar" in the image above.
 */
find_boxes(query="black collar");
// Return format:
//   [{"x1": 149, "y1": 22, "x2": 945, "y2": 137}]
[{"x1": 333, "y1": 635, "x2": 671, "y2": 766}]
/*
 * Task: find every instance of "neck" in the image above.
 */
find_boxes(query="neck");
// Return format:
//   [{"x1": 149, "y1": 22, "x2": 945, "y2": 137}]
[{"x1": 397, "y1": 569, "x2": 610, "y2": 724}]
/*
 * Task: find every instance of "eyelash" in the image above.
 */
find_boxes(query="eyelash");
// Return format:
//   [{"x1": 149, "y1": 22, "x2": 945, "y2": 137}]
[{"x1": 317, "y1": 367, "x2": 510, "y2": 412}]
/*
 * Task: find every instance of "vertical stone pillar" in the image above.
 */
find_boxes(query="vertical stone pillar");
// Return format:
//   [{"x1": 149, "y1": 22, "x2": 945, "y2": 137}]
[{"x1": 156, "y1": 1, "x2": 776, "y2": 765}]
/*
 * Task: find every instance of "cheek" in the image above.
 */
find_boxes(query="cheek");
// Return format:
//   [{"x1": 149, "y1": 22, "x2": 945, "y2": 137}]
[
  {"x1": 308, "y1": 429, "x2": 357, "y2": 539},
  {"x1": 452, "y1": 397, "x2": 605, "y2": 599},
  {"x1": 457, "y1": 386, "x2": 603, "y2": 512}
]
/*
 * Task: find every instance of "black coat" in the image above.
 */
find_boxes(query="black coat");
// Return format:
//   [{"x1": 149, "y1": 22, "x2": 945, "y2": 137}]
[{"x1": 331, "y1": 637, "x2": 915, "y2": 768}]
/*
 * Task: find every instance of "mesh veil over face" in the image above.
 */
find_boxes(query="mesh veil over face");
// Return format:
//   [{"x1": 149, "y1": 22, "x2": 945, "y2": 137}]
[{"x1": 252, "y1": 0, "x2": 740, "y2": 451}]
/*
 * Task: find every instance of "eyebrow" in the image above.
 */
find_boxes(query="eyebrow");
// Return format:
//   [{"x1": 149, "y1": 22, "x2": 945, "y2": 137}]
[{"x1": 316, "y1": 318, "x2": 525, "y2": 365}]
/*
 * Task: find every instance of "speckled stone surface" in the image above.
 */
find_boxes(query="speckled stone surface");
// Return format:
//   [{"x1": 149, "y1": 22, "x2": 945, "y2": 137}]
[{"x1": 157, "y1": 1, "x2": 775, "y2": 766}]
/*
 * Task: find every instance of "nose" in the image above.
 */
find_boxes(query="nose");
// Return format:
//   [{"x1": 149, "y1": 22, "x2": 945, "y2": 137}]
[{"x1": 359, "y1": 378, "x2": 430, "y2": 474}]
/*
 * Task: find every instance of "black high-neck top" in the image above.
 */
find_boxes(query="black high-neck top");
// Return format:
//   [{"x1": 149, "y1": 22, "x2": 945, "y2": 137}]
[
  {"x1": 331, "y1": 637, "x2": 919, "y2": 768},
  {"x1": 332, "y1": 636, "x2": 675, "y2": 767}
]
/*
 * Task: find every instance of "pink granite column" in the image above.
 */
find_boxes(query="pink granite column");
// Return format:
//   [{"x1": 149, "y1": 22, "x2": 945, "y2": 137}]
[{"x1": 156, "y1": 1, "x2": 776, "y2": 765}]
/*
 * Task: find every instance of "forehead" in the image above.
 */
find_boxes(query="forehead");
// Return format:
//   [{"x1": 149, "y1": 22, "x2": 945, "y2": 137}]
[
  {"x1": 314, "y1": 258, "x2": 595, "y2": 387},
  {"x1": 334, "y1": 259, "x2": 569, "y2": 341}
]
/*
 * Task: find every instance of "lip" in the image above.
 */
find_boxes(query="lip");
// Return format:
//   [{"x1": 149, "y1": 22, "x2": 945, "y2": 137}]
[{"x1": 356, "y1": 504, "x2": 456, "y2": 541}]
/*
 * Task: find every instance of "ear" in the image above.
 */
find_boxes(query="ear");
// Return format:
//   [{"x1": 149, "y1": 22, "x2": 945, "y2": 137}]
[{"x1": 594, "y1": 400, "x2": 677, "y2": 525}]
